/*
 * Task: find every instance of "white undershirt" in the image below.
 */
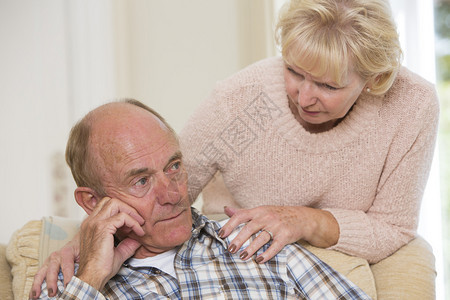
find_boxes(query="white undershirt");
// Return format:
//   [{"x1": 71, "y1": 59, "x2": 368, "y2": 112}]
[
  {"x1": 125, "y1": 218, "x2": 246, "y2": 279},
  {"x1": 127, "y1": 248, "x2": 178, "y2": 278}
]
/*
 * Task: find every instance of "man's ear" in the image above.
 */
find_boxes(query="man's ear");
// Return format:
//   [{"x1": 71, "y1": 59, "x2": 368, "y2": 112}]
[{"x1": 75, "y1": 187, "x2": 100, "y2": 215}]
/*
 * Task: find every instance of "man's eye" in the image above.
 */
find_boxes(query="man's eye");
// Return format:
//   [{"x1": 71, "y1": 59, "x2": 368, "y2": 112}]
[
  {"x1": 171, "y1": 161, "x2": 181, "y2": 170},
  {"x1": 167, "y1": 161, "x2": 181, "y2": 173},
  {"x1": 136, "y1": 177, "x2": 148, "y2": 186},
  {"x1": 166, "y1": 161, "x2": 185, "y2": 181}
]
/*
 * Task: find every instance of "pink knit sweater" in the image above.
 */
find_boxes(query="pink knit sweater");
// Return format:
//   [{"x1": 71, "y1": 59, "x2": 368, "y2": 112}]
[{"x1": 180, "y1": 57, "x2": 439, "y2": 263}]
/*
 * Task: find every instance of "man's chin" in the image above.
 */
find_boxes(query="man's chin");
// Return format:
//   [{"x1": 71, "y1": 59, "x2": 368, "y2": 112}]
[
  {"x1": 120, "y1": 210, "x2": 192, "y2": 256},
  {"x1": 133, "y1": 230, "x2": 192, "y2": 258},
  {"x1": 155, "y1": 211, "x2": 192, "y2": 243}
]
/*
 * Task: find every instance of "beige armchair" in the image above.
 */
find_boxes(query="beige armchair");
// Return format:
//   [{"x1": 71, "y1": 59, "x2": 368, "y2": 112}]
[{"x1": 1, "y1": 216, "x2": 436, "y2": 300}]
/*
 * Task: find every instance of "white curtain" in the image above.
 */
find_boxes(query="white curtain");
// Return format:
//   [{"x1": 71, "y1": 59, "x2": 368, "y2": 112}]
[{"x1": 390, "y1": 1, "x2": 445, "y2": 298}]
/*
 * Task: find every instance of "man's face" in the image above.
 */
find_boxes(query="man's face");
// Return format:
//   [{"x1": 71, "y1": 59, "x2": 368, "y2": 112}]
[{"x1": 90, "y1": 105, "x2": 192, "y2": 257}]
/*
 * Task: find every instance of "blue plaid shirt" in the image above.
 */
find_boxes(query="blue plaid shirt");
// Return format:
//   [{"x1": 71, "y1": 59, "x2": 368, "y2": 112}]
[{"x1": 41, "y1": 209, "x2": 370, "y2": 299}]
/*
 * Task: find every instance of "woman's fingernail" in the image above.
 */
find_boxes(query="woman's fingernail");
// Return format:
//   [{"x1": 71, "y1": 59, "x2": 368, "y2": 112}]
[
  {"x1": 48, "y1": 288, "x2": 53, "y2": 296},
  {"x1": 255, "y1": 256, "x2": 264, "y2": 263},
  {"x1": 228, "y1": 244, "x2": 237, "y2": 253},
  {"x1": 218, "y1": 229, "x2": 224, "y2": 238},
  {"x1": 240, "y1": 251, "x2": 248, "y2": 260}
]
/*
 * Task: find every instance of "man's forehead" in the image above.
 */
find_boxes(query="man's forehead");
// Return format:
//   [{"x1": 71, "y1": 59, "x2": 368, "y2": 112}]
[
  {"x1": 97, "y1": 128, "x2": 178, "y2": 165},
  {"x1": 125, "y1": 150, "x2": 183, "y2": 177},
  {"x1": 92, "y1": 103, "x2": 171, "y2": 137},
  {"x1": 89, "y1": 103, "x2": 178, "y2": 166}
]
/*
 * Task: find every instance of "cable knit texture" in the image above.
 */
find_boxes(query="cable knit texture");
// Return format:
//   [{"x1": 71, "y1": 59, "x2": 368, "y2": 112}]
[{"x1": 180, "y1": 57, "x2": 439, "y2": 264}]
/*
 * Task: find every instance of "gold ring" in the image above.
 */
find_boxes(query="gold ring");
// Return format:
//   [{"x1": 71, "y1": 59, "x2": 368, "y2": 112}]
[{"x1": 263, "y1": 229, "x2": 274, "y2": 240}]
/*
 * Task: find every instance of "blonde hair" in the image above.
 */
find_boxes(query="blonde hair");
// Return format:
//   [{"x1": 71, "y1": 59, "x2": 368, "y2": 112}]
[
  {"x1": 276, "y1": 0, "x2": 403, "y2": 95},
  {"x1": 65, "y1": 99, "x2": 176, "y2": 196}
]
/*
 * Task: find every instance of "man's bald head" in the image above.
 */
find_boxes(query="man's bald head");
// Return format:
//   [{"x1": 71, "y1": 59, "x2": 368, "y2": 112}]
[{"x1": 65, "y1": 99, "x2": 177, "y2": 196}]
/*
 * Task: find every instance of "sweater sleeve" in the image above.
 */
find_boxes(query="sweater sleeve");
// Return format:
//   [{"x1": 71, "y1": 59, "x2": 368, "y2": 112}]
[
  {"x1": 180, "y1": 82, "x2": 235, "y2": 204},
  {"x1": 327, "y1": 84, "x2": 440, "y2": 263}
]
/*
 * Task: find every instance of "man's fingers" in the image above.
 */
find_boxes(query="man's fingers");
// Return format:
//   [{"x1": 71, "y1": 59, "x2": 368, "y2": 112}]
[
  {"x1": 89, "y1": 196, "x2": 112, "y2": 215},
  {"x1": 108, "y1": 212, "x2": 146, "y2": 237},
  {"x1": 92, "y1": 197, "x2": 145, "y2": 225},
  {"x1": 29, "y1": 198, "x2": 147, "y2": 296},
  {"x1": 110, "y1": 238, "x2": 141, "y2": 275},
  {"x1": 108, "y1": 202, "x2": 145, "y2": 225},
  {"x1": 82, "y1": 199, "x2": 146, "y2": 239},
  {"x1": 115, "y1": 238, "x2": 141, "y2": 264}
]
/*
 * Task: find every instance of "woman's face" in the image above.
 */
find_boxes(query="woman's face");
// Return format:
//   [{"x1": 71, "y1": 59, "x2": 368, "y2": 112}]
[{"x1": 284, "y1": 62, "x2": 367, "y2": 133}]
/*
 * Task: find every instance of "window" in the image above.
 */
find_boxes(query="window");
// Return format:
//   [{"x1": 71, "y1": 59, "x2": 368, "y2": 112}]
[
  {"x1": 392, "y1": 0, "x2": 450, "y2": 297},
  {"x1": 434, "y1": 0, "x2": 450, "y2": 298}
]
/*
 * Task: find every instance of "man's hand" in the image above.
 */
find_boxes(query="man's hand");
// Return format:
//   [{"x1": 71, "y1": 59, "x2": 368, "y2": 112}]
[
  {"x1": 30, "y1": 197, "x2": 145, "y2": 299},
  {"x1": 75, "y1": 197, "x2": 145, "y2": 290}
]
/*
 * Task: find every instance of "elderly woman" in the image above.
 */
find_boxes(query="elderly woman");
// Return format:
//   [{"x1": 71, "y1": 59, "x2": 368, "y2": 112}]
[
  {"x1": 31, "y1": 0, "x2": 438, "y2": 298},
  {"x1": 180, "y1": 0, "x2": 439, "y2": 297}
]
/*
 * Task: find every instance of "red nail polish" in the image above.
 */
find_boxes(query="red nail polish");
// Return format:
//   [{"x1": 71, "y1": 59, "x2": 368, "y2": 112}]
[
  {"x1": 256, "y1": 256, "x2": 264, "y2": 263},
  {"x1": 240, "y1": 251, "x2": 248, "y2": 260},
  {"x1": 229, "y1": 244, "x2": 237, "y2": 253},
  {"x1": 218, "y1": 229, "x2": 224, "y2": 238}
]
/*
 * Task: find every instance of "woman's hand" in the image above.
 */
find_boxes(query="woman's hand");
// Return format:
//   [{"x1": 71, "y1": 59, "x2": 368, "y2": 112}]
[
  {"x1": 29, "y1": 232, "x2": 81, "y2": 299},
  {"x1": 218, "y1": 205, "x2": 340, "y2": 263}
]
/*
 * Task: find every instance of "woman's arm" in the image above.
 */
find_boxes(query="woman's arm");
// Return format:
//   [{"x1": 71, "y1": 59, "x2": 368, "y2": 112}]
[
  {"x1": 180, "y1": 83, "x2": 238, "y2": 204},
  {"x1": 220, "y1": 74, "x2": 440, "y2": 264},
  {"x1": 30, "y1": 232, "x2": 80, "y2": 299},
  {"x1": 328, "y1": 82, "x2": 439, "y2": 263},
  {"x1": 219, "y1": 205, "x2": 340, "y2": 264}
]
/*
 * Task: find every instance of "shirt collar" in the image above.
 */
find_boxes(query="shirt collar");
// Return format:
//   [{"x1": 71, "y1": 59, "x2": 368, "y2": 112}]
[{"x1": 190, "y1": 207, "x2": 228, "y2": 249}]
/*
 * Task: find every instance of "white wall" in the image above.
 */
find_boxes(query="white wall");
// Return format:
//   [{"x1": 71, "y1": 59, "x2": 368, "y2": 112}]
[
  {"x1": 114, "y1": 0, "x2": 275, "y2": 132},
  {"x1": 0, "y1": 0, "x2": 275, "y2": 244},
  {"x1": 0, "y1": 0, "x2": 81, "y2": 243}
]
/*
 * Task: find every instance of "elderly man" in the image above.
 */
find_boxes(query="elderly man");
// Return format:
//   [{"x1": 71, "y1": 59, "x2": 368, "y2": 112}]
[{"x1": 36, "y1": 99, "x2": 369, "y2": 299}]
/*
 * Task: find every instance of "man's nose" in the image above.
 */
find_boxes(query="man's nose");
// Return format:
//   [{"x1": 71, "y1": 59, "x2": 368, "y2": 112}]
[{"x1": 153, "y1": 173, "x2": 181, "y2": 205}]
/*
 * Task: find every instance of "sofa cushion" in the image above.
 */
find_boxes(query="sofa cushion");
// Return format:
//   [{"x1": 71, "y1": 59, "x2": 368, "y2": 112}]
[
  {"x1": 372, "y1": 236, "x2": 436, "y2": 300},
  {"x1": 0, "y1": 244, "x2": 13, "y2": 300},
  {"x1": 39, "y1": 216, "x2": 80, "y2": 266},
  {"x1": 6, "y1": 216, "x2": 80, "y2": 300},
  {"x1": 6, "y1": 220, "x2": 41, "y2": 300},
  {"x1": 299, "y1": 241, "x2": 377, "y2": 299}
]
